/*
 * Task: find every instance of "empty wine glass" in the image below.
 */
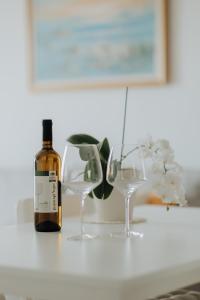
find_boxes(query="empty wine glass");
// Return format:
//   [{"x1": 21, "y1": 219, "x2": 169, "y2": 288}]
[
  {"x1": 62, "y1": 144, "x2": 103, "y2": 240},
  {"x1": 106, "y1": 144, "x2": 147, "y2": 238}
]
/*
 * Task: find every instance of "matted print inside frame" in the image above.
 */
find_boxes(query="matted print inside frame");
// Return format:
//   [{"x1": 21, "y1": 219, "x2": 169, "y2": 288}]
[{"x1": 29, "y1": 0, "x2": 167, "y2": 90}]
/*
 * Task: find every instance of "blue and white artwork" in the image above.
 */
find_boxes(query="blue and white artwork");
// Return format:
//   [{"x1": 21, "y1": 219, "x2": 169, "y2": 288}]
[{"x1": 31, "y1": 0, "x2": 166, "y2": 88}]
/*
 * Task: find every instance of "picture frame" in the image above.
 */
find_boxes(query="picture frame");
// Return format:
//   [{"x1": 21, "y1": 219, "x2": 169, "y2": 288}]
[{"x1": 28, "y1": 0, "x2": 168, "y2": 91}]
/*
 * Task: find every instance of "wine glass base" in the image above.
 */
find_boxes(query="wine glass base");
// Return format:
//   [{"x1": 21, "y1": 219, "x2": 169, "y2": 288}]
[
  {"x1": 66, "y1": 233, "x2": 98, "y2": 241},
  {"x1": 105, "y1": 231, "x2": 144, "y2": 239}
]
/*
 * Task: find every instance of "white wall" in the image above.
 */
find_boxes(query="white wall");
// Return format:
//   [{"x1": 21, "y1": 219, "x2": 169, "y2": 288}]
[{"x1": 0, "y1": 0, "x2": 200, "y2": 223}]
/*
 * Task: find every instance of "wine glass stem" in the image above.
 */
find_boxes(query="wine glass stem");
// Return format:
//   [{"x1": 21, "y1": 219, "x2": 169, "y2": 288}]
[
  {"x1": 125, "y1": 195, "x2": 131, "y2": 237},
  {"x1": 80, "y1": 193, "x2": 87, "y2": 239}
]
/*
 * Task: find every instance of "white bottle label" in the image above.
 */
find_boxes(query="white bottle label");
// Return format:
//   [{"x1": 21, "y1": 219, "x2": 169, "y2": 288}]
[{"x1": 34, "y1": 171, "x2": 58, "y2": 213}]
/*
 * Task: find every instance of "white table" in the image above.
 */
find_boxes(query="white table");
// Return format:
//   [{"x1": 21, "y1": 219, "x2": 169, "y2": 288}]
[{"x1": 0, "y1": 205, "x2": 200, "y2": 300}]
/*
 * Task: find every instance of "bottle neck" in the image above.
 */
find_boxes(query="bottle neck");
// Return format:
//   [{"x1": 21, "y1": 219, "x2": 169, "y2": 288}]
[
  {"x1": 42, "y1": 140, "x2": 53, "y2": 149},
  {"x1": 42, "y1": 121, "x2": 53, "y2": 149}
]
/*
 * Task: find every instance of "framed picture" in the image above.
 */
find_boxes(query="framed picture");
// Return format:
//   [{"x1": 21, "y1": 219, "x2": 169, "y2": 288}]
[{"x1": 28, "y1": 0, "x2": 168, "y2": 90}]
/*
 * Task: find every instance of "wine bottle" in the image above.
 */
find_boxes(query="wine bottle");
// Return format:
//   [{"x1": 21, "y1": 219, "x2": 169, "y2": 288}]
[{"x1": 34, "y1": 119, "x2": 62, "y2": 232}]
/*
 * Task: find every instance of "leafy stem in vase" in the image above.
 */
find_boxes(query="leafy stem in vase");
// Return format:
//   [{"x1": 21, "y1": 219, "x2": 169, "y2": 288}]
[
  {"x1": 66, "y1": 87, "x2": 134, "y2": 199},
  {"x1": 120, "y1": 87, "x2": 128, "y2": 166}
]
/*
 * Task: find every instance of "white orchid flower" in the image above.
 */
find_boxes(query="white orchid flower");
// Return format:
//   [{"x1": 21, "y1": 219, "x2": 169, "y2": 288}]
[
  {"x1": 139, "y1": 135, "x2": 155, "y2": 158},
  {"x1": 152, "y1": 139, "x2": 174, "y2": 162},
  {"x1": 139, "y1": 136, "x2": 186, "y2": 206}
]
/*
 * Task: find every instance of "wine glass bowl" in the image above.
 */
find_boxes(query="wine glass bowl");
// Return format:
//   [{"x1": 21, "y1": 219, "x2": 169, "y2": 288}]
[
  {"x1": 62, "y1": 144, "x2": 103, "y2": 240},
  {"x1": 106, "y1": 144, "x2": 147, "y2": 238},
  {"x1": 112, "y1": 167, "x2": 146, "y2": 196}
]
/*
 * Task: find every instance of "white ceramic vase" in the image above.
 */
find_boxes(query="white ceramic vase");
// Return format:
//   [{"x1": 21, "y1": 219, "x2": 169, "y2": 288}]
[{"x1": 85, "y1": 188, "x2": 134, "y2": 223}]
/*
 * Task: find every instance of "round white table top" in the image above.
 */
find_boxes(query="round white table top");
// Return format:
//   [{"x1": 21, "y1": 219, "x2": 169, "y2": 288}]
[{"x1": 0, "y1": 205, "x2": 199, "y2": 300}]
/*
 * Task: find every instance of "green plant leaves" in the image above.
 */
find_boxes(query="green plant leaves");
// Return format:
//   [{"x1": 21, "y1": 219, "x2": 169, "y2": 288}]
[
  {"x1": 92, "y1": 137, "x2": 113, "y2": 199},
  {"x1": 67, "y1": 134, "x2": 99, "y2": 145},
  {"x1": 67, "y1": 134, "x2": 113, "y2": 200},
  {"x1": 97, "y1": 138, "x2": 110, "y2": 163},
  {"x1": 67, "y1": 134, "x2": 99, "y2": 161},
  {"x1": 92, "y1": 159, "x2": 113, "y2": 199}
]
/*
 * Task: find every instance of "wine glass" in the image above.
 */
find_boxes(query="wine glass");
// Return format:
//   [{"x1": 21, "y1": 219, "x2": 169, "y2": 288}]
[
  {"x1": 62, "y1": 144, "x2": 103, "y2": 240},
  {"x1": 106, "y1": 144, "x2": 147, "y2": 238}
]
